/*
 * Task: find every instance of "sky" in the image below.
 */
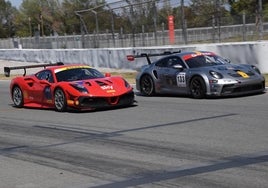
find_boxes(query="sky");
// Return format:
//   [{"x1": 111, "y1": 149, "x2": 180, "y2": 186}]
[{"x1": 8, "y1": 0, "x2": 22, "y2": 8}]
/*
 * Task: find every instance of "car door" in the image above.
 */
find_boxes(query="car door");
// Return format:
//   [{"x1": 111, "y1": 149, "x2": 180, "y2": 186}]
[
  {"x1": 156, "y1": 56, "x2": 187, "y2": 94},
  {"x1": 31, "y1": 70, "x2": 54, "y2": 105}
]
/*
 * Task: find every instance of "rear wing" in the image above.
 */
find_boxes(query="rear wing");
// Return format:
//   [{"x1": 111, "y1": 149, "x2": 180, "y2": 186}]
[
  {"x1": 127, "y1": 50, "x2": 181, "y2": 65},
  {"x1": 4, "y1": 62, "x2": 64, "y2": 77}
]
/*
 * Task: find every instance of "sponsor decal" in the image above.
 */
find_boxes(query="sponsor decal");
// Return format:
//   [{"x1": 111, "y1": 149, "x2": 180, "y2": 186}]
[
  {"x1": 46, "y1": 100, "x2": 53, "y2": 103},
  {"x1": 106, "y1": 90, "x2": 116, "y2": 93},
  {"x1": 101, "y1": 85, "x2": 114, "y2": 90},
  {"x1": 100, "y1": 85, "x2": 115, "y2": 93},
  {"x1": 183, "y1": 52, "x2": 214, "y2": 61},
  {"x1": 194, "y1": 51, "x2": 202, "y2": 56},
  {"x1": 54, "y1": 66, "x2": 91, "y2": 73},
  {"x1": 44, "y1": 86, "x2": 52, "y2": 99},
  {"x1": 237, "y1": 71, "x2": 249, "y2": 78},
  {"x1": 23, "y1": 91, "x2": 28, "y2": 98}
]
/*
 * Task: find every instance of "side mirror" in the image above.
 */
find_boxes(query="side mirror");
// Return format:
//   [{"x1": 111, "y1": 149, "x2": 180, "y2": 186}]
[
  {"x1": 105, "y1": 72, "x2": 111, "y2": 77},
  {"x1": 173, "y1": 64, "x2": 183, "y2": 70}
]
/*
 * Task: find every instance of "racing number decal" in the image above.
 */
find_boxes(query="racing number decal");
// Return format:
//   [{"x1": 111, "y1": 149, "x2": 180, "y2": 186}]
[{"x1": 176, "y1": 72, "x2": 186, "y2": 87}]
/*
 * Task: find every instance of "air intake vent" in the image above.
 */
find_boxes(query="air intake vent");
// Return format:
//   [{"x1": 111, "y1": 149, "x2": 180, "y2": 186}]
[
  {"x1": 95, "y1": 80, "x2": 108, "y2": 86},
  {"x1": 85, "y1": 82, "x2": 92, "y2": 86},
  {"x1": 105, "y1": 80, "x2": 113, "y2": 84}
]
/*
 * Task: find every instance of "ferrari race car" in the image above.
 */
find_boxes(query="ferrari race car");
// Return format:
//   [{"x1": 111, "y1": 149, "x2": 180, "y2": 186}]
[
  {"x1": 127, "y1": 51, "x2": 266, "y2": 98},
  {"x1": 4, "y1": 63, "x2": 134, "y2": 111}
]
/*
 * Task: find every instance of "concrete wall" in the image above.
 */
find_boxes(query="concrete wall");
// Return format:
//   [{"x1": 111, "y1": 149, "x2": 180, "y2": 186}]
[{"x1": 0, "y1": 41, "x2": 268, "y2": 73}]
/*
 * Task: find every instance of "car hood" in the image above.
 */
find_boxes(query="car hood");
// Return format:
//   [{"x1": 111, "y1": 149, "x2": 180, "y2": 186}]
[
  {"x1": 205, "y1": 64, "x2": 258, "y2": 78},
  {"x1": 69, "y1": 77, "x2": 131, "y2": 96}
]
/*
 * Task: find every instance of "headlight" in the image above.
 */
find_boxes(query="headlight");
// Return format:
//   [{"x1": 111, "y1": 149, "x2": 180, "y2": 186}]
[
  {"x1": 209, "y1": 71, "x2": 223, "y2": 79},
  {"x1": 251, "y1": 65, "x2": 261, "y2": 74},
  {"x1": 70, "y1": 83, "x2": 88, "y2": 94}
]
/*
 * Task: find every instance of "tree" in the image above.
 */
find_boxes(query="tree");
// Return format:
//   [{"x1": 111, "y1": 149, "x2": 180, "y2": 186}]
[
  {"x1": 12, "y1": 0, "x2": 66, "y2": 37},
  {"x1": 186, "y1": 0, "x2": 230, "y2": 27},
  {"x1": 229, "y1": 0, "x2": 268, "y2": 23},
  {"x1": 0, "y1": 0, "x2": 16, "y2": 38},
  {"x1": 63, "y1": 0, "x2": 116, "y2": 34}
]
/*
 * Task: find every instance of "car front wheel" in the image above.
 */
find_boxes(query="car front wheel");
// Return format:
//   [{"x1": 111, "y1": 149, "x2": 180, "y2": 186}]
[
  {"x1": 190, "y1": 76, "x2": 206, "y2": 99},
  {"x1": 12, "y1": 86, "x2": 24, "y2": 107},
  {"x1": 54, "y1": 88, "x2": 67, "y2": 112},
  {"x1": 140, "y1": 75, "x2": 155, "y2": 96}
]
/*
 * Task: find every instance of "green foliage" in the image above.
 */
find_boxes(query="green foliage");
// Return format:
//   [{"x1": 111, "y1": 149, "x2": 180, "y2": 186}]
[
  {"x1": 229, "y1": 0, "x2": 256, "y2": 15},
  {"x1": 229, "y1": 0, "x2": 268, "y2": 22},
  {"x1": 0, "y1": 0, "x2": 17, "y2": 38},
  {"x1": 2, "y1": 0, "x2": 268, "y2": 38}
]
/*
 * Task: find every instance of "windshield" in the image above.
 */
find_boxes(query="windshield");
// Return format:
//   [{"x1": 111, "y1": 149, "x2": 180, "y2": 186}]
[
  {"x1": 56, "y1": 67, "x2": 104, "y2": 82},
  {"x1": 185, "y1": 55, "x2": 228, "y2": 68}
]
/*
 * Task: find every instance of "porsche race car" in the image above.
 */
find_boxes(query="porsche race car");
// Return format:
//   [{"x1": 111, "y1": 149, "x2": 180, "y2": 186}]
[
  {"x1": 127, "y1": 51, "x2": 265, "y2": 98},
  {"x1": 4, "y1": 63, "x2": 135, "y2": 111}
]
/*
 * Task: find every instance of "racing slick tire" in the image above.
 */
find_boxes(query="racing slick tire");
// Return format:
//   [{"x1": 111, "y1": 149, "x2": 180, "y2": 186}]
[
  {"x1": 12, "y1": 86, "x2": 24, "y2": 108},
  {"x1": 54, "y1": 88, "x2": 67, "y2": 112},
  {"x1": 190, "y1": 76, "x2": 206, "y2": 99},
  {"x1": 140, "y1": 75, "x2": 155, "y2": 96}
]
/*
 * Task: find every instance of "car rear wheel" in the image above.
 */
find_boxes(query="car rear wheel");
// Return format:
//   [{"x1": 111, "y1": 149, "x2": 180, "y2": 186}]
[
  {"x1": 190, "y1": 76, "x2": 206, "y2": 99},
  {"x1": 140, "y1": 75, "x2": 155, "y2": 96},
  {"x1": 54, "y1": 88, "x2": 67, "y2": 112},
  {"x1": 12, "y1": 86, "x2": 24, "y2": 107}
]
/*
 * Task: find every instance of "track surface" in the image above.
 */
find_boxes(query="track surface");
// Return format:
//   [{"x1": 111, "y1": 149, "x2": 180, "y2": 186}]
[{"x1": 0, "y1": 81, "x2": 268, "y2": 188}]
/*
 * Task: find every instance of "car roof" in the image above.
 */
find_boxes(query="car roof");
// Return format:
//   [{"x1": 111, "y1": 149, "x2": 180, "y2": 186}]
[
  {"x1": 176, "y1": 51, "x2": 215, "y2": 57},
  {"x1": 179, "y1": 51, "x2": 217, "y2": 60},
  {"x1": 44, "y1": 64, "x2": 92, "y2": 72},
  {"x1": 151, "y1": 51, "x2": 216, "y2": 63}
]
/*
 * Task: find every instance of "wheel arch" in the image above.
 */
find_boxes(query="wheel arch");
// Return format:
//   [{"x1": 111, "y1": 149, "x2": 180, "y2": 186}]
[
  {"x1": 139, "y1": 73, "x2": 156, "y2": 96},
  {"x1": 139, "y1": 73, "x2": 154, "y2": 86},
  {"x1": 11, "y1": 84, "x2": 24, "y2": 107},
  {"x1": 188, "y1": 73, "x2": 210, "y2": 94},
  {"x1": 53, "y1": 86, "x2": 68, "y2": 112},
  {"x1": 53, "y1": 85, "x2": 70, "y2": 103},
  {"x1": 53, "y1": 85, "x2": 64, "y2": 95},
  {"x1": 11, "y1": 84, "x2": 22, "y2": 98}
]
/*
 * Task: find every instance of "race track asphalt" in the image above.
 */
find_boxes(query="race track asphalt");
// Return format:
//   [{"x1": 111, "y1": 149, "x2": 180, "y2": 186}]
[{"x1": 0, "y1": 79, "x2": 268, "y2": 188}]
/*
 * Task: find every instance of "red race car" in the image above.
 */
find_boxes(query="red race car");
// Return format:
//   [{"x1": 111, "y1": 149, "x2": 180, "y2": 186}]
[{"x1": 4, "y1": 63, "x2": 135, "y2": 111}]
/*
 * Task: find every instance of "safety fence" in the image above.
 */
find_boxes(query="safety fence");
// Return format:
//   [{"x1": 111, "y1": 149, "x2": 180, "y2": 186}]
[{"x1": 0, "y1": 22, "x2": 268, "y2": 49}]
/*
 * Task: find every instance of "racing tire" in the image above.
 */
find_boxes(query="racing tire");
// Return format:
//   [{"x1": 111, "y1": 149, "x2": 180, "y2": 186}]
[
  {"x1": 190, "y1": 76, "x2": 206, "y2": 99},
  {"x1": 140, "y1": 75, "x2": 155, "y2": 96},
  {"x1": 54, "y1": 88, "x2": 67, "y2": 112},
  {"x1": 12, "y1": 86, "x2": 24, "y2": 108}
]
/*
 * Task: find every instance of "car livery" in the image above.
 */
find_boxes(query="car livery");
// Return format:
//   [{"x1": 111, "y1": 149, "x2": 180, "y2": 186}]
[
  {"x1": 4, "y1": 63, "x2": 135, "y2": 111},
  {"x1": 127, "y1": 51, "x2": 266, "y2": 98}
]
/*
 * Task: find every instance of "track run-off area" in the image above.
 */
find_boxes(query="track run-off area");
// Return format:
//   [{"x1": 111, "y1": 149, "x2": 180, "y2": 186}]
[{"x1": 0, "y1": 80, "x2": 268, "y2": 188}]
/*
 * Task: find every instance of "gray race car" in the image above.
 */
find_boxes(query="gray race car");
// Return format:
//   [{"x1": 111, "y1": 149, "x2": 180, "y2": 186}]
[{"x1": 127, "y1": 51, "x2": 266, "y2": 98}]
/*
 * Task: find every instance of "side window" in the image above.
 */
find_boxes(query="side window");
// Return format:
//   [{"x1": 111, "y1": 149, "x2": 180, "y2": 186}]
[
  {"x1": 155, "y1": 56, "x2": 186, "y2": 68},
  {"x1": 176, "y1": 57, "x2": 186, "y2": 68},
  {"x1": 166, "y1": 57, "x2": 186, "y2": 68},
  {"x1": 36, "y1": 70, "x2": 54, "y2": 83},
  {"x1": 155, "y1": 58, "x2": 166, "y2": 67},
  {"x1": 167, "y1": 57, "x2": 177, "y2": 67}
]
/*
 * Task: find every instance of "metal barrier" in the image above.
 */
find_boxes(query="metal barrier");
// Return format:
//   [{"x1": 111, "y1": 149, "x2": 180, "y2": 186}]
[{"x1": 1, "y1": 22, "x2": 267, "y2": 49}]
